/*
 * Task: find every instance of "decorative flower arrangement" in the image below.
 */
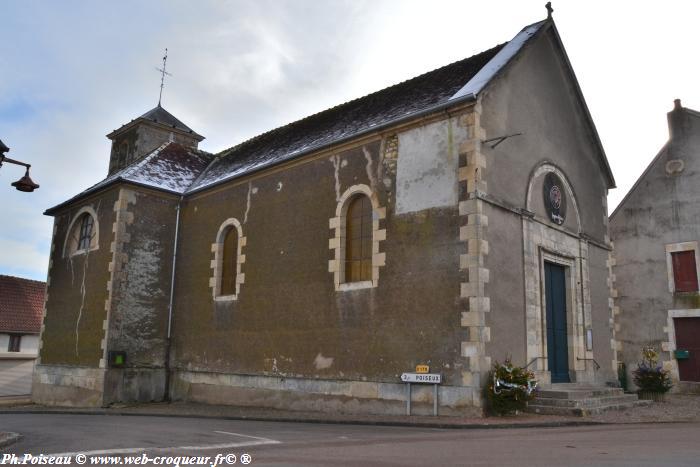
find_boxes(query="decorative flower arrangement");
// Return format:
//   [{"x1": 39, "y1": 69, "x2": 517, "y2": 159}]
[
  {"x1": 633, "y1": 346, "x2": 672, "y2": 400},
  {"x1": 486, "y1": 358, "x2": 537, "y2": 415}
]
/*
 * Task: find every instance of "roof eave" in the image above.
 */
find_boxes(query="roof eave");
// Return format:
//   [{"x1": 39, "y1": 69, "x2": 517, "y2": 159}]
[
  {"x1": 44, "y1": 178, "x2": 183, "y2": 216},
  {"x1": 106, "y1": 118, "x2": 205, "y2": 141}
]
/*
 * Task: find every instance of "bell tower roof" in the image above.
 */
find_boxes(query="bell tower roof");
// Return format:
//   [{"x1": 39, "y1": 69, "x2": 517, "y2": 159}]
[{"x1": 106, "y1": 104, "x2": 204, "y2": 141}]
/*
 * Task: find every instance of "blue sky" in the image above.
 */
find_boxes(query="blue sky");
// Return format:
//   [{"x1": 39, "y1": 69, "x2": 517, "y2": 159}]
[{"x1": 1, "y1": 0, "x2": 699, "y2": 280}]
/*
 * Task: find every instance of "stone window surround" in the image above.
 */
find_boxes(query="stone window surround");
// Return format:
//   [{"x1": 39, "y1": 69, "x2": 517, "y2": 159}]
[
  {"x1": 525, "y1": 162, "x2": 582, "y2": 234},
  {"x1": 210, "y1": 218, "x2": 246, "y2": 301},
  {"x1": 62, "y1": 206, "x2": 100, "y2": 258},
  {"x1": 665, "y1": 241, "x2": 700, "y2": 293},
  {"x1": 663, "y1": 308, "x2": 700, "y2": 383},
  {"x1": 328, "y1": 184, "x2": 386, "y2": 292}
]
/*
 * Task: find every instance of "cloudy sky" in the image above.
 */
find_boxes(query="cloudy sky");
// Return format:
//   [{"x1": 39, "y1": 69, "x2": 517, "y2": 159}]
[{"x1": 1, "y1": 0, "x2": 698, "y2": 280}]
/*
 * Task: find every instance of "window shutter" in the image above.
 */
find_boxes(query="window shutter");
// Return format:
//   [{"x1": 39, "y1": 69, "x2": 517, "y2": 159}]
[{"x1": 672, "y1": 250, "x2": 699, "y2": 292}]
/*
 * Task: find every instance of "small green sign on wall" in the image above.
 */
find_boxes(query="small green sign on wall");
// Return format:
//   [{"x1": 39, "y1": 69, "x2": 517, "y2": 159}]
[
  {"x1": 674, "y1": 349, "x2": 690, "y2": 360},
  {"x1": 108, "y1": 350, "x2": 127, "y2": 367}
]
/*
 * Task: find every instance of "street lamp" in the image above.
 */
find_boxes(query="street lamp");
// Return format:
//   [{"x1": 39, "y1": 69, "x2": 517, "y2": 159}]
[{"x1": 0, "y1": 139, "x2": 39, "y2": 192}]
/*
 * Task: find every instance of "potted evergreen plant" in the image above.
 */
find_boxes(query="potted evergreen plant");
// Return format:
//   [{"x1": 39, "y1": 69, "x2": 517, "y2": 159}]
[
  {"x1": 485, "y1": 358, "x2": 537, "y2": 415},
  {"x1": 633, "y1": 346, "x2": 673, "y2": 401}
]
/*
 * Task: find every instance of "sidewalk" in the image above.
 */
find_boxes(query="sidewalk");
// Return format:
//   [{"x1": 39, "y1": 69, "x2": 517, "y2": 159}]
[{"x1": 2, "y1": 394, "x2": 698, "y2": 429}]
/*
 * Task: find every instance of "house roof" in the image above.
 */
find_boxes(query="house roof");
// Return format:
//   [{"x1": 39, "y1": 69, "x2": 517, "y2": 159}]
[
  {"x1": 106, "y1": 105, "x2": 204, "y2": 141},
  {"x1": 0, "y1": 275, "x2": 45, "y2": 334}
]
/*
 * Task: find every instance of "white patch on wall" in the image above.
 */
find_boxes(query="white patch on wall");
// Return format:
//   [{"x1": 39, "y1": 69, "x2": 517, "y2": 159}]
[
  {"x1": 314, "y1": 353, "x2": 333, "y2": 370},
  {"x1": 395, "y1": 119, "x2": 463, "y2": 214},
  {"x1": 276, "y1": 182, "x2": 283, "y2": 191},
  {"x1": 330, "y1": 155, "x2": 341, "y2": 201}
]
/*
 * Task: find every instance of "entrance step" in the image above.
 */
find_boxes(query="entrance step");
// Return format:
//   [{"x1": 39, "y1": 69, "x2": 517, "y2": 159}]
[{"x1": 526, "y1": 384, "x2": 651, "y2": 416}]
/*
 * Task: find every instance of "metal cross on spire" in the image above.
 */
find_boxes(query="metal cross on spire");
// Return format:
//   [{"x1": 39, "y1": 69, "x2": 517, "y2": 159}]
[{"x1": 156, "y1": 48, "x2": 172, "y2": 106}]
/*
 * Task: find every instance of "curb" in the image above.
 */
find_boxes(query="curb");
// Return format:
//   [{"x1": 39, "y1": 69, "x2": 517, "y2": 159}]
[
  {"x1": 0, "y1": 408, "x2": 608, "y2": 430},
  {"x1": 0, "y1": 432, "x2": 23, "y2": 450}
]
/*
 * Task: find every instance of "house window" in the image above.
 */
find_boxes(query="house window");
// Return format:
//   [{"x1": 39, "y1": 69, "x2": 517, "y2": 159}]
[
  {"x1": 672, "y1": 250, "x2": 698, "y2": 292},
  {"x1": 210, "y1": 218, "x2": 246, "y2": 300},
  {"x1": 221, "y1": 226, "x2": 239, "y2": 296},
  {"x1": 345, "y1": 195, "x2": 373, "y2": 282},
  {"x1": 328, "y1": 184, "x2": 386, "y2": 291},
  {"x1": 8, "y1": 334, "x2": 21, "y2": 352},
  {"x1": 666, "y1": 242, "x2": 700, "y2": 293}
]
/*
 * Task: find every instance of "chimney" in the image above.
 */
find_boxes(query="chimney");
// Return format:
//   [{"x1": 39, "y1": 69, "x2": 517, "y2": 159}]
[{"x1": 667, "y1": 98, "x2": 686, "y2": 141}]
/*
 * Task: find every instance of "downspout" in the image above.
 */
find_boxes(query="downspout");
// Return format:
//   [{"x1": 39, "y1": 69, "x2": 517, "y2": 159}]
[{"x1": 163, "y1": 195, "x2": 183, "y2": 402}]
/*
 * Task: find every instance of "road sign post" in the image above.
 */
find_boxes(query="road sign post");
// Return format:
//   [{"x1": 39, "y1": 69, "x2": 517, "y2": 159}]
[{"x1": 401, "y1": 372, "x2": 441, "y2": 416}]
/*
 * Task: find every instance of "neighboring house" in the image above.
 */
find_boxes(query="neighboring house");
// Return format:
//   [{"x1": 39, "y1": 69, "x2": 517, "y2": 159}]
[
  {"x1": 611, "y1": 99, "x2": 700, "y2": 393},
  {"x1": 0, "y1": 275, "x2": 44, "y2": 396},
  {"x1": 35, "y1": 11, "x2": 620, "y2": 414}
]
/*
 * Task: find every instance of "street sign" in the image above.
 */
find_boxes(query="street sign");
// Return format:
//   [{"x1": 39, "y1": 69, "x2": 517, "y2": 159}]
[
  {"x1": 401, "y1": 372, "x2": 441, "y2": 384},
  {"x1": 415, "y1": 365, "x2": 430, "y2": 373}
]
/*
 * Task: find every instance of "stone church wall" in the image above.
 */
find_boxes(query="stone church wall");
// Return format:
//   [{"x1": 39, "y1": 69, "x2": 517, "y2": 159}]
[
  {"x1": 33, "y1": 188, "x2": 119, "y2": 406},
  {"x1": 169, "y1": 113, "x2": 479, "y2": 415}
]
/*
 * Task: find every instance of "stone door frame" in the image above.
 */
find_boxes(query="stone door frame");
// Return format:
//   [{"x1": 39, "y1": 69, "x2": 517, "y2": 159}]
[{"x1": 523, "y1": 221, "x2": 594, "y2": 386}]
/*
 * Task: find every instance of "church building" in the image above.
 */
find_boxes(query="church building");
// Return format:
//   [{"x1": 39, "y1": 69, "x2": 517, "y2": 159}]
[{"x1": 34, "y1": 12, "x2": 620, "y2": 415}]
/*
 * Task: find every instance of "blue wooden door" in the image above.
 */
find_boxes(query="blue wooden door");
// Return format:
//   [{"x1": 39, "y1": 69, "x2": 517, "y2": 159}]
[{"x1": 545, "y1": 262, "x2": 570, "y2": 383}]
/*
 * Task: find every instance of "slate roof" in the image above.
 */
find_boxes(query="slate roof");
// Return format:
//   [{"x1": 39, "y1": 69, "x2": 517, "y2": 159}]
[
  {"x1": 45, "y1": 143, "x2": 212, "y2": 213},
  {"x1": 0, "y1": 275, "x2": 45, "y2": 334},
  {"x1": 189, "y1": 43, "x2": 506, "y2": 192},
  {"x1": 107, "y1": 105, "x2": 204, "y2": 140},
  {"x1": 52, "y1": 19, "x2": 617, "y2": 210}
]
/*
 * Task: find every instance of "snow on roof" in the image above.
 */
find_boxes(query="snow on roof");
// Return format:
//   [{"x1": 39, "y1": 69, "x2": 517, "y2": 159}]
[
  {"x1": 45, "y1": 143, "x2": 211, "y2": 214},
  {"x1": 450, "y1": 21, "x2": 546, "y2": 101}
]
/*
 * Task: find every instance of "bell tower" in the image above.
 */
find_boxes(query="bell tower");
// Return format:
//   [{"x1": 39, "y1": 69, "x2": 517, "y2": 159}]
[{"x1": 106, "y1": 105, "x2": 204, "y2": 175}]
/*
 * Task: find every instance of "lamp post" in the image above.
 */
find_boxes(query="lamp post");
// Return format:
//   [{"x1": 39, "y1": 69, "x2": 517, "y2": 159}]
[{"x1": 0, "y1": 139, "x2": 39, "y2": 192}]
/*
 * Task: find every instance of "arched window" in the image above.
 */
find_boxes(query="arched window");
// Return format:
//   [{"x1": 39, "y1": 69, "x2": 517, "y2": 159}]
[
  {"x1": 221, "y1": 226, "x2": 239, "y2": 296},
  {"x1": 210, "y1": 218, "x2": 246, "y2": 300},
  {"x1": 345, "y1": 195, "x2": 373, "y2": 282},
  {"x1": 77, "y1": 214, "x2": 94, "y2": 251},
  {"x1": 64, "y1": 208, "x2": 99, "y2": 257},
  {"x1": 328, "y1": 184, "x2": 386, "y2": 291}
]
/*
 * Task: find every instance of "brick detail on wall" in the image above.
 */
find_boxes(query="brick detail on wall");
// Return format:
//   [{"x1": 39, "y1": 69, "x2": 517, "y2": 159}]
[
  {"x1": 607, "y1": 247, "x2": 621, "y2": 372},
  {"x1": 605, "y1": 193, "x2": 620, "y2": 372},
  {"x1": 457, "y1": 104, "x2": 490, "y2": 404},
  {"x1": 328, "y1": 184, "x2": 386, "y2": 291},
  {"x1": 102, "y1": 188, "x2": 136, "y2": 369}
]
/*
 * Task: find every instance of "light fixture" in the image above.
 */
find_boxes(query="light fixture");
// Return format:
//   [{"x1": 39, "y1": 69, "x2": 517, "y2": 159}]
[{"x1": 0, "y1": 139, "x2": 40, "y2": 192}]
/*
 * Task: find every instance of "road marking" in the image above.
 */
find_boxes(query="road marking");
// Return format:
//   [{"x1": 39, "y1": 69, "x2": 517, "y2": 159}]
[
  {"x1": 212, "y1": 430, "x2": 277, "y2": 442},
  {"x1": 45, "y1": 433, "x2": 280, "y2": 457}
]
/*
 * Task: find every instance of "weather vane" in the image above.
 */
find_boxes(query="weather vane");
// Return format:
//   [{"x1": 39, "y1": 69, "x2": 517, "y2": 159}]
[{"x1": 156, "y1": 48, "x2": 172, "y2": 106}]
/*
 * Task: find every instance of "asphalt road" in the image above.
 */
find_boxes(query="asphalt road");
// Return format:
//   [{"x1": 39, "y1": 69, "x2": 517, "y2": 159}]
[{"x1": 2, "y1": 414, "x2": 699, "y2": 466}]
